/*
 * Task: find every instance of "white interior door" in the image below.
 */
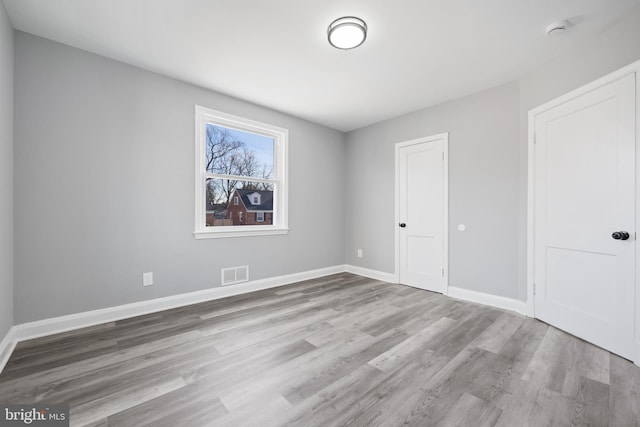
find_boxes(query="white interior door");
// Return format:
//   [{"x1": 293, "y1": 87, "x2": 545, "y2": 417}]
[
  {"x1": 397, "y1": 136, "x2": 447, "y2": 293},
  {"x1": 533, "y1": 73, "x2": 636, "y2": 359}
]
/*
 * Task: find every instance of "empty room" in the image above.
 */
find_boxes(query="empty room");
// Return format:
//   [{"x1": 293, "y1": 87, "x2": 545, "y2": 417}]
[{"x1": 1, "y1": 0, "x2": 640, "y2": 426}]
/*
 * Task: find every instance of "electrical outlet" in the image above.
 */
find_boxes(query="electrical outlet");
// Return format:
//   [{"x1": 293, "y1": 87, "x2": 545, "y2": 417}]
[
  {"x1": 143, "y1": 272, "x2": 153, "y2": 287},
  {"x1": 357, "y1": 249, "x2": 363, "y2": 258}
]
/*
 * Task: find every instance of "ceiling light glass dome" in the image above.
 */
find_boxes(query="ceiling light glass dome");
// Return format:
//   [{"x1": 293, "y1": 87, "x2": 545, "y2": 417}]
[{"x1": 327, "y1": 16, "x2": 367, "y2": 50}]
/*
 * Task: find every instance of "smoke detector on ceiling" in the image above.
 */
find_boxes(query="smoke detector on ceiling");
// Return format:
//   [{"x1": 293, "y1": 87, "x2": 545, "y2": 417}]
[{"x1": 546, "y1": 20, "x2": 569, "y2": 36}]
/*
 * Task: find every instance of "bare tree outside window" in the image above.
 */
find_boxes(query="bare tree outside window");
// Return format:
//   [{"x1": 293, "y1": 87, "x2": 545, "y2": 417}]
[{"x1": 204, "y1": 124, "x2": 275, "y2": 227}]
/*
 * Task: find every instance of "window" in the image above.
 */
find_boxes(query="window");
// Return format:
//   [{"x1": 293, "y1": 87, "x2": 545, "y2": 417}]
[{"x1": 194, "y1": 106, "x2": 288, "y2": 238}]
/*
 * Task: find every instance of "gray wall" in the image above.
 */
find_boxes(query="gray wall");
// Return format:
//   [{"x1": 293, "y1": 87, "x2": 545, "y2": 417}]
[
  {"x1": 11, "y1": 4, "x2": 640, "y2": 323},
  {"x1": 346, "y1": 5, "x2": 640, "y2": 302},
  {"x1": 345, "y1": 83, "x2": 520, "y2": 299},
  {"x1": 13, "y1": 32, "x2": 346, "y2": 323},
  {"x1": 0, "y1": 2, "x2": 14, "y2": 339}
]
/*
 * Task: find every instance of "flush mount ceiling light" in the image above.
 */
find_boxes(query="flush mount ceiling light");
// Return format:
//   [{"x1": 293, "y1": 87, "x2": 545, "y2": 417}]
[{"x1": 328, "y1": 16, "x2": 367, "y2": 50}]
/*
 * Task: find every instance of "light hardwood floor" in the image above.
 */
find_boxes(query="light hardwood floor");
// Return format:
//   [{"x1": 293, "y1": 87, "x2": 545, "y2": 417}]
[{"x1": 1, "y1": 273, "x2": 639, "y2": 426}]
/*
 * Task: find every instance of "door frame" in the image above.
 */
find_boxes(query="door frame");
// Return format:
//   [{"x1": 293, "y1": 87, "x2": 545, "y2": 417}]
[
  {"x1": 394, "y1": 133, "x2": 449, "y2": 294},
  {"x1": 527, "y1": 60, "x2": 640, "y2": 366}
]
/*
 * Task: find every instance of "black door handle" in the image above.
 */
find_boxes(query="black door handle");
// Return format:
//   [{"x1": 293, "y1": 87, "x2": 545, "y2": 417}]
[
  {"x1": 612, "y1": 231, "x2": 630, "y2": 240},
  {"x1": 399, "y1": 223, "x2": 406, "y2": 228}
]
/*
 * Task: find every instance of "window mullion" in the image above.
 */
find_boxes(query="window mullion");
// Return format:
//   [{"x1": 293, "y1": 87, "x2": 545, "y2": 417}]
[{"x1": 204, "y1": 173, "x2": 276, "y2": 185}]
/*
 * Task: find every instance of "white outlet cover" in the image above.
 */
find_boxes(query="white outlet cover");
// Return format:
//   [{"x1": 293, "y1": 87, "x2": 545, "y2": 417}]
[
  {"x1": 143, "y1": 272, "x2": 153, "y2": 286},
  {"x1": 357, "y1": 249, "x2": 363, "y2": 258}
]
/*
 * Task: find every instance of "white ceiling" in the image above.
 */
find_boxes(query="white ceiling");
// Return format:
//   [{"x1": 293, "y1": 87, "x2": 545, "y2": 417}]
[{"x1": 3, "y1": 0, "x2": 640, "y2": 132}]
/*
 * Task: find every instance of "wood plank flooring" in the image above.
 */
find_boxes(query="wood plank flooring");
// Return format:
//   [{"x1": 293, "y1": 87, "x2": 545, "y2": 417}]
[{"x1": 1, "y1": 273, "x2": 639, "y2": 426}]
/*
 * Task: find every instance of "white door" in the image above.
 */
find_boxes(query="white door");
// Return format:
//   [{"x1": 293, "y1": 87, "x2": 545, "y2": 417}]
[
  {"x1": 397, "y1": 135, "x2": 447, "y2": 293},
  {"x1": 533, "y1": 73, "x2": 636, "y2": 359}
]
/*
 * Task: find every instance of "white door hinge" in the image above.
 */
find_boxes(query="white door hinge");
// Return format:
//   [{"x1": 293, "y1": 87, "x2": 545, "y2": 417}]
[{"x1": 533, "y1": 282, "x2": 536, "y2": 295}]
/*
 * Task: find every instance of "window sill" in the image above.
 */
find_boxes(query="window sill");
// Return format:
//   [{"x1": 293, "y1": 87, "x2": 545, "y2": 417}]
[{"x1": 193, "y1": 228, "x2": 289, "y2": 239}]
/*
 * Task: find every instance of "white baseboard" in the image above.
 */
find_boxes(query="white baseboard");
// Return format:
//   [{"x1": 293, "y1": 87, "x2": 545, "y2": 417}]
[
  {"x1": 0, "y1": 326, "x2": 17, "y2": 375},
  {"x1": 345, "y1": 265, "x2": 396, "y2": 283},
  {"x1": 343, "y1": 267, "x2": 528, "y2": 317},
  {"x1": 447, "y1": 286, "x2": 527, "y2": 316},
  {"x1": 2, "y1": 265, "x2": 344, "y2": 365}
]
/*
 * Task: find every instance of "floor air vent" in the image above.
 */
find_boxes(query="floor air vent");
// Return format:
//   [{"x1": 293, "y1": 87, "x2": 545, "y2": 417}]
[{"x1": 221, "y1": 265, "x2": 249, "y2": 286}]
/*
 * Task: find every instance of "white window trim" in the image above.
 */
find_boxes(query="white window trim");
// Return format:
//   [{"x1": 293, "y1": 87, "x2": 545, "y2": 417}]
[
  {"x1": 194, "y1": 106, "x2": 289, "y2": 239},
  {"x1": 256, "y1": 212, "x2": 265, "y2": 222}
]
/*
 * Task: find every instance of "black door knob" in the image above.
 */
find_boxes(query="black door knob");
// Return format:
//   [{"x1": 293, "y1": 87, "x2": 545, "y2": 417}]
[
  {"x1": 399, "y1": 223, "x2": 406, "y2": 228},
  {"x1": 612, "y1": 231, "x2": 630, "y2": 240}
]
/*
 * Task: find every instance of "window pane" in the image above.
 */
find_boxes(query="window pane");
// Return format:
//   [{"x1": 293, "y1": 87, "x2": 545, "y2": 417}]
[
  {"x1": 205, "y1": 124, "x2": 274, "y2": 179},
  {"x1": 206, "y1": 178, "x2": 274, "y2": 227}
]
